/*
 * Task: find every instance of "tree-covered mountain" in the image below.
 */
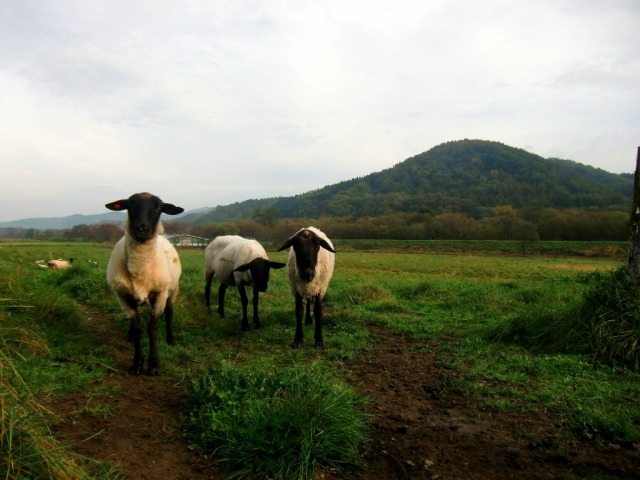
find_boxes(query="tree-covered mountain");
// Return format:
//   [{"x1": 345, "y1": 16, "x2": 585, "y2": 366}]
[
  {"x1": 2, "y1": 139, "x2": 632, "y2": 232},
  {"x1": 191, "y1": 139, "x2": 633, "y2": 224}
]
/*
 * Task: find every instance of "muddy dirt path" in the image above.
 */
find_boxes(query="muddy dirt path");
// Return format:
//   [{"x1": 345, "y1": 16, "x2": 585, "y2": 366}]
[{"x1": 46, "y1": 309, "x2": 639, "y2": 479}]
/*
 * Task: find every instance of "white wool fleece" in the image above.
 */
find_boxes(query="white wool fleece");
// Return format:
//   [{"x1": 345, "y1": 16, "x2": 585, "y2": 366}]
[
  {"x1": 205, "y1": 235, "x2": 268, "y2": 286},
  {"x1": 286, "y1": 227, "x2": 335, "y2": 299},
  {"x1": 107, "y1": 227, "x2": 181, "y2": 317}
]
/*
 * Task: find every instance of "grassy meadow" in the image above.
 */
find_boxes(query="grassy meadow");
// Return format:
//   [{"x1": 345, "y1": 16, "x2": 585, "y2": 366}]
[{"x1": 1, "y1": 239, "x2": 639, "y2": 478}]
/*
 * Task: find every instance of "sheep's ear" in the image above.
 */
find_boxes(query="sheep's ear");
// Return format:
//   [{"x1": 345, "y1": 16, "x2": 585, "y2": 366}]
[
  {"x1": 276, "y1": 236, "x2": 295, "y2": 251},
  {"x1": 234, "y1": 263, "x2": 251, "y2": 273},
  {"x1": 319, "y1": 239, "x2": 336, "y2": 253},
  {"x1": 161, "y1": 203, "x2": 184, "y2": 215},
  {"x1": 105, "y1": 200, "x2": 129, "y2": 211},
  {"x1": 270, "y1": 262, "x2": 286, "y2": 269}
]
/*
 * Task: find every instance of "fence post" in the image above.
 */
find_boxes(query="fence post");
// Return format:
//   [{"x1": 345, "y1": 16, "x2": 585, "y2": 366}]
[{"x1": 627, "y1": 147, "x2": 640, "y2": 285}]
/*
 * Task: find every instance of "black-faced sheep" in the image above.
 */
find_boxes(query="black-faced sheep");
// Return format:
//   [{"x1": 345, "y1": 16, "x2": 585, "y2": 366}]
[
  {"x1": 277, "y1": 226, "x2": 335, "y2": 349},
  {"x1": 105, "y1": 192, "x2": 184, "y2": 375},
  {"x1": 204, "y1": 235, "x2": 285, "y2": 331},
  {"x1": 48, "y1": 258, "x2": 75, "y2": 269}
]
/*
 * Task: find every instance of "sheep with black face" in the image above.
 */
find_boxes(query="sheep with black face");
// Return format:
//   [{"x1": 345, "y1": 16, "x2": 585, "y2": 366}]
[
  {"x1": 105, "y1": 192, "x2": 184, "y2": 375},
  {"x1": 277, "y1": 226, "x2": 335, "y2": 349},
  {"x1": 204, "y1": 235, "x2": 285, "y2": 331}
]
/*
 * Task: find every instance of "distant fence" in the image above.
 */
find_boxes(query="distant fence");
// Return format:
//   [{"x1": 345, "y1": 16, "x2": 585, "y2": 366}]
[{"x1": 164, "y1": 234, "x2": 210, "y2": 248}]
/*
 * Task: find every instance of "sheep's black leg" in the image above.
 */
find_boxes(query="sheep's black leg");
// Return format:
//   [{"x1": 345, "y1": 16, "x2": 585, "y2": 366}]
[
  {"x1": 204, "y1": 272, "x2": 214, "y2": 311},
  {"x1": 217, "y1": 284, "x2": 227, "y2": 318},
  {"x1": 165, "y1": 298, "x2": 175, "y2": 345},
  {"x1": 238, "y1": 284, "x2": 250, "y2": 331},
  {"x1": 252, "y1": 287, "x2": 261, "y2": 329},
  {"x1": 292, "y1": 293, "x2": 304, "y2": 348},
  {"x1": 128, "y1": 314, "x2": 144, "y2": 375},
  {"x1": 313, "y1": 295, "x2": 325, "y2": 350},
  {"x1": 305, "y1": 299, "x2": 313, "y2": 325},
  {"x1": 147, "y1": 314, "x2": 161, "y2": 376}
]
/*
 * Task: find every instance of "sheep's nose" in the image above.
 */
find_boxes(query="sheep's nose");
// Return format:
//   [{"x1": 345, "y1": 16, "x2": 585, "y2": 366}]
[{"x1": 301, "y1": 268, "x2": 315, "y2": 282}]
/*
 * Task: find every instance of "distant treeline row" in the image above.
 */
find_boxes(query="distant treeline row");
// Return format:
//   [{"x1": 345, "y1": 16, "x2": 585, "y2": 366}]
[
  {"x1": 192, "y1": 205, "x2": 630, "y2": 244},
  {"x1": 1, "y1": 206, "x2": 630, "y2": 244}
]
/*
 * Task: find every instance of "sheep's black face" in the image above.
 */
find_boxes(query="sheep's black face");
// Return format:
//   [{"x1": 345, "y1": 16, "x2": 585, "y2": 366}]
[
  {"x1": 277, "y1": 228, "x2": 333, "y2": 283},
  {"x1": 106, "y1": 192, "x2": 184, "y2": 242},
  {"x1": 127, "y1": 193, "x2": 164, "y2": 242},
  {"x1": 295, "y1": 242, "x2": 320, "y2": 283},
  {"x1": 250, "y1": 259, "x2": 271, "y2": 292},
  {"x1": 298, "y1": 261, "x2": 318, "y2": 282}
]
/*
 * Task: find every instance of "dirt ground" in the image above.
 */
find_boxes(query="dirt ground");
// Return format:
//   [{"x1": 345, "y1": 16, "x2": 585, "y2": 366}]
[{"x1": 46, "y1": 308, "x2": 640, "y2": 480}]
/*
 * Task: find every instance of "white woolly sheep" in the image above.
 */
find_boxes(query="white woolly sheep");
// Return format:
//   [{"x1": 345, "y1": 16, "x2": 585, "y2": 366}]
[
  {"x1": 277, "y1": 226, "x2": 335, "y2": 349},
  {"x1": 105, "y1": 192, "x2": 184, "y2": 376},
  {"x1": 204, "y1": 235, "x2": 285, "y2": 331},
  {"x1": 48, "y1": 258, "x2": 75, "y2": 269}
]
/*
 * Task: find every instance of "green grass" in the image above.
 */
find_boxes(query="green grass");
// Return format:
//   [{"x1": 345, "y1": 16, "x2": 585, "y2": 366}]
[
  {"x1": 185, "y1": 360, "x2": 369, "y2": 479},
  {"x1": 492, "y1": 266, "x2": 640, "y2": 368},
  {"x1": 1, "y1": 239, "x2": 639, "y2": 478},
  {"x1": 0, "y1": 329, "x2": 120, "y2": 480}
]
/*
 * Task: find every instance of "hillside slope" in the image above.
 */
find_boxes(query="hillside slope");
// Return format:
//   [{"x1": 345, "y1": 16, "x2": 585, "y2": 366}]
[
  {"x1": 193, "y1": 139, "x2": 632, "y2": 223},
  {"x1": 1, "y1": 139, "x2": 632, "y2": 230}
]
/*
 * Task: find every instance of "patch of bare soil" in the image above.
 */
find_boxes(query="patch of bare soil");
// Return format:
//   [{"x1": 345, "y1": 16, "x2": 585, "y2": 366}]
[
  {"x1": 339, "y1": 325, "x2": 640, "y2": 480},
  {"x1": 46, "y1": 307, "x2": 222, "y2": 480},
  {"x1": 46, "y1": 309, "x2": 640, "y2": 480}
]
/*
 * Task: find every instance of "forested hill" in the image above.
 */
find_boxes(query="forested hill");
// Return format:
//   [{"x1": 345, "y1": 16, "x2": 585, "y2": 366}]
[{"x1": 191, "y1": 139, "x2": 633, "y2": 224}]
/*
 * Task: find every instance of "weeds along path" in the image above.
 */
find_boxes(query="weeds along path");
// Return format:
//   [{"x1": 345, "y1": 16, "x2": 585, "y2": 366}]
[
  {"x1": 44, "y1": 306, "x2": 638, "y2": 480},
  {"x1": 45, "y1": 306, "x2": 222, "y2": 480}
]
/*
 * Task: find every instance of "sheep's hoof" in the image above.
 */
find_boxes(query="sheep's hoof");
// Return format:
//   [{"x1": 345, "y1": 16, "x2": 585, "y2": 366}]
[
  {"x1": 314, "y1": 341, "x2": 326, "y2": 350},
  {"x1": 146, "y1": 355, "x2": 161, "y2": 375},
  {"x1": 129, "y1": 364, "x2": 144, "y2": 375},
  {"x1": 291, "y1": 339, "x2": 303, "y2": 349}
]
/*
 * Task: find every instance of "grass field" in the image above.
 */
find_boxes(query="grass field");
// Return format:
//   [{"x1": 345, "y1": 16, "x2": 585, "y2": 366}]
[{"x1": 1, "y1": 239, "x2": 638, "y2": 478}]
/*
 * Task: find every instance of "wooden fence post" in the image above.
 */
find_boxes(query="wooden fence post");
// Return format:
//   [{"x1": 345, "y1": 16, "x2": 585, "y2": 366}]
[{"x1": 627, "y1": 147, "x2": 640, "y2": 285}]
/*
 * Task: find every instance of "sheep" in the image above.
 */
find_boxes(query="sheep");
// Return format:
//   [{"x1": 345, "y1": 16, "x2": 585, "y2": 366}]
[
  {"x1": 105, "y1": 192, "x2": 184, "y2": 376},
  {"x1": 276, "y1": 226, "x2": 335, "y2": 349},
  {"x1": 204, "y1": 235, "x2": 285, "y2": 331},
  {"x1": 47, "y1": 258, "x2": 74, "y2": 269}
]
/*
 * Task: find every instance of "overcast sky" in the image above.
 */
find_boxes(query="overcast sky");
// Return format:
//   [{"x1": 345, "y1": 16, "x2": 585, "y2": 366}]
[{"x1": 1, "y1": 0, "x2": 639, "y2": 222}]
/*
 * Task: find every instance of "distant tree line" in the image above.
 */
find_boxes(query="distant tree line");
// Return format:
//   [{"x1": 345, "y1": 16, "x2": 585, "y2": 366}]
[
  {"x1": 1, "y1": 205, "x2": 628, "y2": 244},
  {"x1": 0, "y1": 223, "x2": 124, "y2": 242}
]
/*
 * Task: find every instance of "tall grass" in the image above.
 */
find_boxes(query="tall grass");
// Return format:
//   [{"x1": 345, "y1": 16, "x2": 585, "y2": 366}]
[
  {"x1": 0, "y1": 330, "x2": 93, "y2": 480},
  {"x1": 185, "y1": 361, "x2": 369, "y2": 480},
  {"x1": 0, "y1": 248, "x2": 118, "y2": 479},
  {"x1": 492, "y1": 265, "x2": 640, "y2": 369}
]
